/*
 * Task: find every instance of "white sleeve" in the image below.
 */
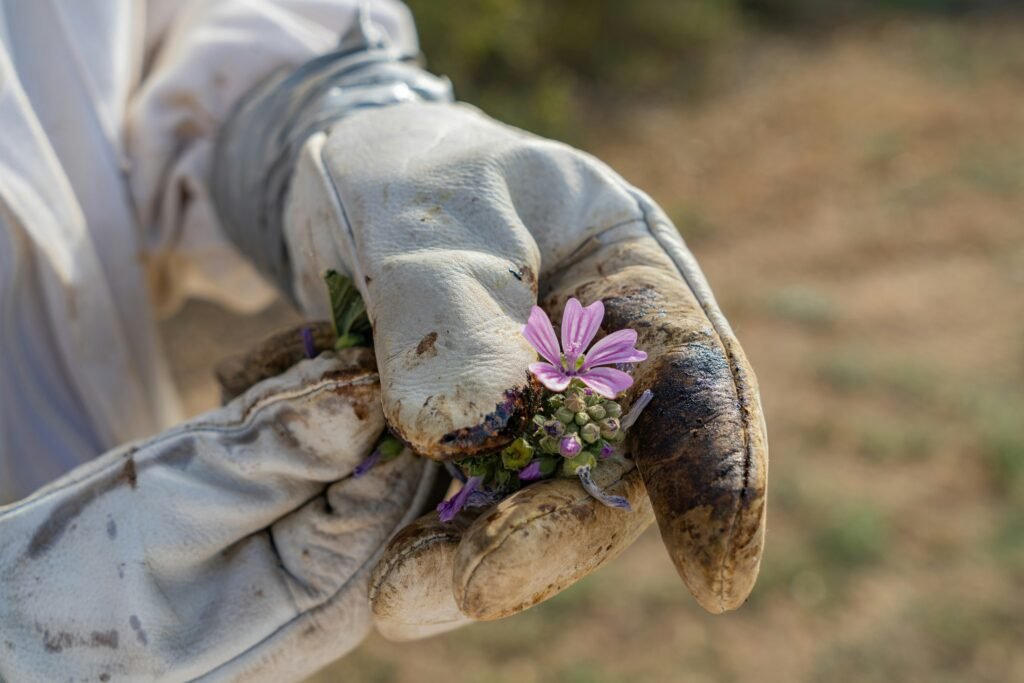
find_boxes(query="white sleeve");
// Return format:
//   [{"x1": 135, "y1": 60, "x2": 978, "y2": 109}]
[{"x1": 128, "y1": 0, "x2": 419, "y2": 314}]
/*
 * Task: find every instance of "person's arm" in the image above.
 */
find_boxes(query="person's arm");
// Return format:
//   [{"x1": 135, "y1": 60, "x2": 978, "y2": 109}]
[{"x1": 0, "y1": 344, "x2": 436, "y2": 682}]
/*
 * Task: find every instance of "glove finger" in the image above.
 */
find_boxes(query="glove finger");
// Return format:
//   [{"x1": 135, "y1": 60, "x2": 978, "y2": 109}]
[
  {"x1": 369, "y1": 508, "x2": 478, "y2": 641},
  {"x1": 541, "y1": 226, "x2": 768, "y2": 614},
  {"x1": 214, "y1": 447, "x2": 437, "y2": 681},
  {"x1": 298, "y1": 113, "x2": 545, "y2": 462},
  {"x1": 452, "y1": 455, "x2": 653, "y2": 620}
]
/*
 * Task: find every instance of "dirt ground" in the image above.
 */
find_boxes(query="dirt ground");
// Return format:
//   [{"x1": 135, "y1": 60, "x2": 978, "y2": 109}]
[{"x1": 163, "y1": 17, "x2": 1024, "y2": 683}]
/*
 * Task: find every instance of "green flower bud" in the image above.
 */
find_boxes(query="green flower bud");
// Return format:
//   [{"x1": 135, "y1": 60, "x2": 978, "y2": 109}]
[
  {"x1": 493, "y1": 466, "x2": 512, "y2": 489},
  {"x1": 459, "y1": 457, "x2": 494, "y2": 480},
  {"x1": 561, "y1": 451, "x2": 597, "y2": 476},
  {"x1": 608, "y1": 430, "x2": 626, "y2": 443},
  {"x1": 540, "y1": 436, "x2": 561, "y2": 454},
  {"x1": 580, "y1": 422, "x2": 602, "y2": 444},
  {"x1": 378, "y1": 435, "x2": 405, "y2": 458},
  {"x1": 574, "y1": 411, "x2": 590, "y2": 426},
  {"x1": 586, "y1": 404, "x2": 607, "y2": 421},
  {"x1": 565, "y1": 394, "x2": 587, "y2": 413},
  {"x1": 603, "y1": 401, "x2": 622, "y2": 418},
  {"x1": 538, "y1": 456, "x2": 560, "y2": 477},
  {"x1": 547, "y1": 393, "x2": 566, "y2": 409},
  {"x1": 555, "y1": 407, "x2": 576, "y2": 424},
  {"x1": 599, "y1": 417, "x2": 621, "y2": 439},
  {"x1": 501, "y1": 437, "x2": 534, "y2": 469},
  {"x1": 564, "y1": 422, "x2": 580, "y2": 434},
  {"x1": 585, "y1": 391, "x2": 603, "y2": 407}
]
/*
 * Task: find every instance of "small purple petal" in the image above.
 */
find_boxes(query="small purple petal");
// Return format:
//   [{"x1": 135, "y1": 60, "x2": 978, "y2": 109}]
[
  {"x1": 621, "y1": 389, "x2": 654, "y2": 430},
  {"x1": 581, "y1": 329, "x2": 647, "y2": 371},
  {"x1": 301, "y1": 327, "x2": 317, "y2": 359},
  {"x1": 599, "y1": 443, "x2": 615, "y2": 459},
  {"x1": 559, "y1": 436, "x2": 582, "y2": 458},
  {"x1": 353, "y1": 449, "x2": 380, "y2": 477},
  {"x1": 522, "y1": 306, "x2": 562, "y2": 366},
  {"x1": 561, "y1": 298, "x2": 604, "y2": 365},
  {"x1": 437, "y1": 476, "x2": 483, "y2": 522},
  {"x1": 578, "y1": 366, "x2": 634, "y2": 399},
  {"x1": 528, "y1": 362, "x2": 572, "y2": 392},
  {"x1": 518, "y1": 460, "x2": 544, "y2": 481},
  {"x1": 577, "y1": 465, "x2": 632, "y2": 511}
]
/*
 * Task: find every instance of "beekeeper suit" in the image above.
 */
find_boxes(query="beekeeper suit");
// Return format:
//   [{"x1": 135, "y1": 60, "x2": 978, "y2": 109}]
[{"x1": 0, "y1": 2, "x2": 769, "y2": 681}]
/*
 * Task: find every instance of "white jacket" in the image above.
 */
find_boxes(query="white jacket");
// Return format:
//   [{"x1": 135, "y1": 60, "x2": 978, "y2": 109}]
[{"x1": 0, "y1": 0, "x2": 417, "y2": 504}]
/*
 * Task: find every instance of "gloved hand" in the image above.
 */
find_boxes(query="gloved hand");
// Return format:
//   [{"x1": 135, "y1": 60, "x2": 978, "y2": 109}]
[
  {"x1": 212, "y1": 16, "x2": 769, "y2": 637},
  {"x1": 0, "y1": 334, "x2": 437, "y2": 682}
]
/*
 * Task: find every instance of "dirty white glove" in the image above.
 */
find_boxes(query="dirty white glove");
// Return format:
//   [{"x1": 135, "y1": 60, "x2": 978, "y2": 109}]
[
  {"x1": 0, "y1": 340, "x2": 436, "y2": 682},
  {"x1": 212, "y1": 17, "x2": 769, "y2": 635}
]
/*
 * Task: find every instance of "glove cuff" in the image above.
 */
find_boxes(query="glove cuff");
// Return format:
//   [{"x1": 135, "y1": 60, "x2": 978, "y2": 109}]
[{"x1": 211, "y1": 11, "x2": 454, "y2": 297}]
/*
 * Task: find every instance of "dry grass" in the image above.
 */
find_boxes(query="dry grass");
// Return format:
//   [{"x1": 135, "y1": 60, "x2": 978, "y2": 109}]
[{"x1": 163, "y1": 17, "x2": 1024, "y2": 683}]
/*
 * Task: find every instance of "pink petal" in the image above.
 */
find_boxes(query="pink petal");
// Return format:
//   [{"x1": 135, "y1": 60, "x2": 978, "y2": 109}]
[
  {"x1": 529, "y1": 362, "x2": 572, "y2": 392},
  {"x1": 522, "y1": 306, "x2": 561, "y2": 365},
  {"x1": 582, "y1": 329, "x2": 648, "y2": 371},
  {"x1": 561, "y1": 298, "x2": 604, "y2": 363},
  {"x1": 578, "y1": 366, "x2": 634, "y2": 398}
]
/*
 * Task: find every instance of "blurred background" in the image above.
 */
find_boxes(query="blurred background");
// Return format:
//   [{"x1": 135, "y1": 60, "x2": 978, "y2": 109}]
[{"x1": 163, "y1": 1, "x2": 1024, "y2": 681}]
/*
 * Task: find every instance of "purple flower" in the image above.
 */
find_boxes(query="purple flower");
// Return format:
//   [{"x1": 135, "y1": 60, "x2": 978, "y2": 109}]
[
  {"x1": 353, "y1": 448, "x2": 380, "y2": 477},
  {"x1": 522, "y1": 298, "x2": 647, "y2": 399},
  {"x1": 621, "y1": 389, "x2": 654, "y2": 431},
  {"x1": 559, "y1": 435, "x2": 583, "y2": 458},
  {"x1": 437, "y1": 476, "x2": 483, "y2": 522},
  {"x1": 301, "y1": 327, "x2": 317, "y2": 359},
  {"x1": 518, "y1": 460, "x2": 544, "y2": 481},
  {"x1": 599, "y1": 443, "x2": 615, "y2": 459}
]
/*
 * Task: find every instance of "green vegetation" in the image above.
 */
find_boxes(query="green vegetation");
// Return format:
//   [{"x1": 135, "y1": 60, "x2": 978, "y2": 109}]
[{"x1": 406, "y1": 0, "x2": 1011, "y2": 139}]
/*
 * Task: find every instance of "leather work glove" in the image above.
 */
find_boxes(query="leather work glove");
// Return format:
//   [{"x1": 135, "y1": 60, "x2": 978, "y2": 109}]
[
  {"x1": 212, "y1": 16, "x2": 769, "y2": 639},
  {"x1": 0, "y1": 335, "x2": 438, "y2": 682}
]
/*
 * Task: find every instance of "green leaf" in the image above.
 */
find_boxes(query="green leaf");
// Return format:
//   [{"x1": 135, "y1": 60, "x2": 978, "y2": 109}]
[{"x1": 324, "y1": 270, "x2": 372, "y2": 349}]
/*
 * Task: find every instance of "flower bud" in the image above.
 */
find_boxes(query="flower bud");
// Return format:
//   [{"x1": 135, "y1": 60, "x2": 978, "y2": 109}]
[
  {"x1": 559, "y1": 435, "x2": 583, "y2": 458},
  {"x1": 561, "y1": 451, "x2": 597, "y2": 476},
  {"x1": 563, "y1": 421, "x2": 580, "y2": 434},
  {"x1": 586, "y1": 404, "x2": 607, "y2": 421},
  {"x1": 547, "y1": 394, "x2": 566, "y2": 409},
  {"x1": 539, "y1": 436, "x2": 561, "y2": 454},
  {"x1": 565, "y1": 394, "x2": 587, "y2": 413},
  {"x1": 501, "y1": 437, "x2": 534, "y2": 470},
  {"x1": 542, "y1": 419, "x2": 565, "y2": 438},
  {"x1": 603, "y1": 401, "x2": 623, "y2": 418},
  {"x1": 574, "y1": 411, "x2": 590, "y2": 426},
  {"x1": 378, "y1": 435, "x2": 405, "y2": 458},
  {"x1": 580, "y1": 422, "x2": 602, "y2": 444},
  {"x1": 555, "y1": 407, "x2": 576, "y2": 424},
  {"x1": 599, "y1": 417, "x2": 620, "y2": 439}
]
